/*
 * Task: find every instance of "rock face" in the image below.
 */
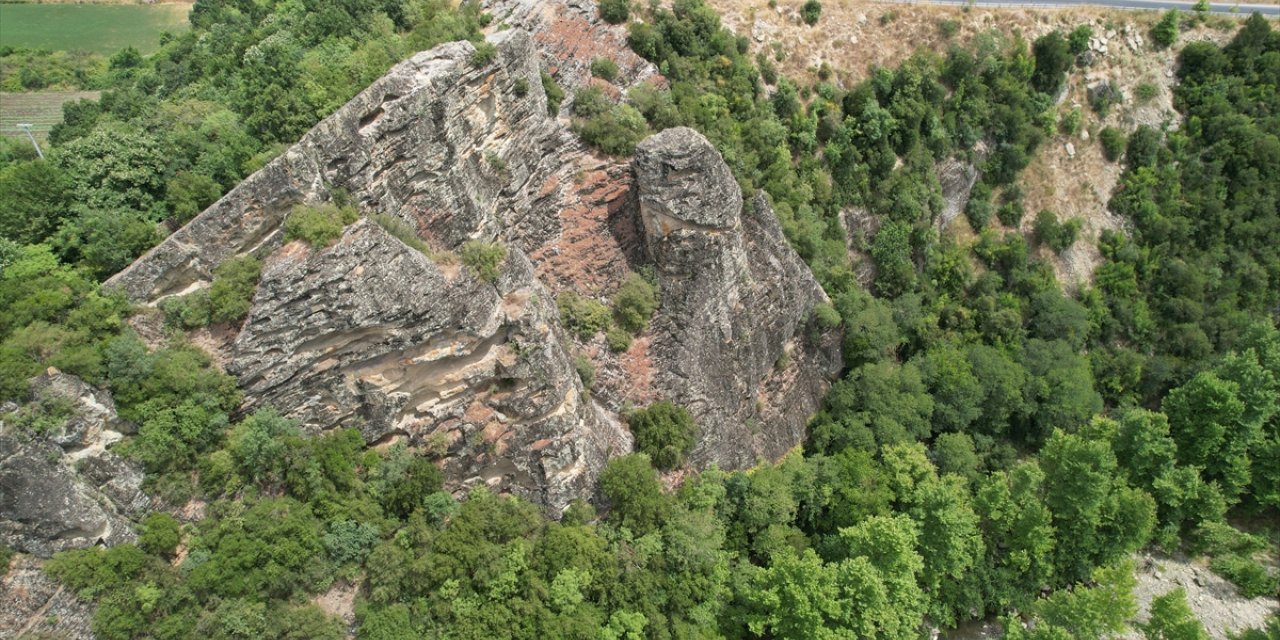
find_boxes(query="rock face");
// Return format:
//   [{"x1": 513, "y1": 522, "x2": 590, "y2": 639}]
[
  {"x1": 233, "y1": 220, "x2": 629, "y2": 508},
  {"x1": 106, "y1": 32, "x2": 840, "y2": 511},
  {"x1": 634, "y1": 128, "x2": 841, "y2": 467},
  {"x1": 0, "y1": 554, "x2": 96, "y2": 640},
  {"x1": 0, "y1": 373, "x2": 147, "y2": 557}
]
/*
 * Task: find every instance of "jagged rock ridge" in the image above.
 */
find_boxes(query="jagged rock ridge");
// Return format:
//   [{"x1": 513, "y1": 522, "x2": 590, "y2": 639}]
[{"x1": 107, "y1": 30, "x2": 840, "y2": 510}]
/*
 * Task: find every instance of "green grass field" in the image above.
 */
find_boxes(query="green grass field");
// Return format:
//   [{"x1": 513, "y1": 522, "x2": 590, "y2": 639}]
[
  {"x1": 0, "y1": 3, "x2": 189, "y2": 56},
  {"x1": 0, "y1": 90, "x2": 100, "y2": 140}
]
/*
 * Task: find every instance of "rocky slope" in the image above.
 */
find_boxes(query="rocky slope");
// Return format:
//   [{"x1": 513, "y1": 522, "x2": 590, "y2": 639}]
[
  {"x1": 0, "y1": 372, "x2": 148, "y2": 557},
  {"x1": 106, "y1": 29, "x2": 839, "y2": 511}
]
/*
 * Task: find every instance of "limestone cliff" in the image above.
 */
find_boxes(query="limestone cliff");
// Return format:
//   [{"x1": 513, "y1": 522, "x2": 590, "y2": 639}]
[{"x1": 106, "y1": 30, "x2": 840, "y2": 511}]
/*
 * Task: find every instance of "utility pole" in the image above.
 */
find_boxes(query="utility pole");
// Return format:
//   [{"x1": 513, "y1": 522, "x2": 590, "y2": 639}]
[{"x1": 16, "y1": 124, "x2": 44, "y2": 160}]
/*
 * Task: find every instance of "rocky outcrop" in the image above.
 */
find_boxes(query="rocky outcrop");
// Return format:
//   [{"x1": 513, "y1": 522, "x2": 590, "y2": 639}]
[
  {"x1": 936, "y1": 158, "x2": 979, "y2": 229},
  {"x1": 106, "y1": 31, "x2": 840, "y2": 511},
  {"x1": 0, "y1": 373, "x2": 147, "y2": 557},
  {"x1": 634, "y1": 128, "x2": 841, "y2": 468},
  {"x1": 231, "y1": 220, "x2": 629, "y2": 509},
  {"x1": 0, "y1": 554, "x2": 96, "y2": 640}
]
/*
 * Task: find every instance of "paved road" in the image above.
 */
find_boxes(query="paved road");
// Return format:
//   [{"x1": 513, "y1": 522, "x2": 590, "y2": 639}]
[{"x1": 889, "y1": 0, "x2": 1280, "y2": 16}]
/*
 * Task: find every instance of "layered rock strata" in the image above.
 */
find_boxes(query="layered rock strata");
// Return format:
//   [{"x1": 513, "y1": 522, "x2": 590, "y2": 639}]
[{"x1": 106, "y1": 31, "x2": 839, "y2": 510}]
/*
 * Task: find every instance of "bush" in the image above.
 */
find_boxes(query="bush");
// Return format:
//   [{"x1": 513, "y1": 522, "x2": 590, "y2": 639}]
[
  {"x1": 1209, "y1": 554, "x2": 1279, "y2": 598},
  {"x1": 557, "y1": 292, "x2": 611, "y2": 339},
  {"x1": 1135, "y1": 82, "x2": 1159, "y2": 103},
  {"x1": 573, "y1": 354, "x2": 595, "y2": 389},
  {"x1": 1088, "y1": 80, "x2": 1124, "y2": 117},
  {"x1": 284, "y1": 203, "x2": 359, "y2": 248},
  {"x1": 459, "y1": 240, "x2": 506, "y2": 282},
  {"x1": 1099, "y1": 127, "x2": 1126, "y2": 161},
  {"x1": 1069, "y1": 25, "x2": 1094, "y2": 55},
  {"x1": 138, "y1": 513, "x2": 181, "y2": 558},
  {"x1": 1152, "y1": 10, "x2": 1180, "y2": 48},
  {"x1": 542, "y1": 72, "x2": 565, "y2": 116},
  {"x1": 938, "y1": 20, "x2": 960, "y2": 39},
  {"x1": 613, "y1": 273, "x2": 658, "y2": 334},
  {"x1": 1033, "y1": 210, "x2": 1082, "y2": 254},
  {"x1": 600, "y1": 0, "x2": 629, "y2": 24},
  {"x1": 159, "y1": 254, "x2": 261, "y2": 328},
  {"x1": 370, "y1": 213, "x2": 430, "y2": 256},
  {"x1": 605, "y1": 326, "x2": 632, "y2": 352},
  {"x1": 627, "y1": 401, "x2": 697, "y2": 469},
  {"x1": 801, "y1": 0, "x2": 822, "y2": 26},
  {"x1": 574, "y1": 103, "x2": 648, "y2": 156},
  {"x1": 590, "y1": 57, "x2": 620, "y2": 82},
  {"x1": 470, "y1": 42, "x2": 497, "y2": 67},
  {"x1": 323, "y1": 520, "x2": 380, "y2": 565},
  {"x1": 997, "y1": 201, "x2": 1025, "y2": 227},
  {"x1": 1059, "y1": 108, "x2": 1082, "y2": 136},
  {"x1": 207, "y1": 255, "x2": 262, "y2": 324}
]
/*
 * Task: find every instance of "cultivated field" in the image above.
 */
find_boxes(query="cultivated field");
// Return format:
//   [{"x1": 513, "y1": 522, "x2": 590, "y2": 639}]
[
  {"x1": 0, "y1": 3, "x2": 189, "y2": 55},
  {"x1": 0, "y1": 90, "x2": 99, "y2": 140}
]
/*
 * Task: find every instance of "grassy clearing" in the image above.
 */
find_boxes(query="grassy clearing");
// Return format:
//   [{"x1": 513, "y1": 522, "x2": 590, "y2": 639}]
[
  {"x1": 0, "y1": 90, "x2": 99, "y2": 139},
  {"x1": 0, "y1": 3, "x2": 189, "y2": 55}
]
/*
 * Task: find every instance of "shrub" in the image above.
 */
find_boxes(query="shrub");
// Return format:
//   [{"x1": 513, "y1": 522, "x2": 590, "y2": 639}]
[
  {"x1": 284, "y1": 203, "x2": 359, "y2": 248},
  {"x1": 513, "y1": 78, "x2": 529, "y2": 97},
  {"x1": 613, "y1": 273, "x2": 658, "y2": 334},
  {"x1": 0, "y1": 545, "x2": 11, "y2": 576},
  {"x1": 812, "y1": 302, "x2": 841, "y2": 329},
  {"x1": 574, "y1": 354, "x2": 595, "y2": 389},
  {"x1": 1209, "y1": 554, "x2": 1279, "y2": 598},
  {"x1": 370, "y1": 213, "x2": 429, "y2": 256},
  {"x1": 600, "y1": 0, "x2": 629, "y2": 24},
  {"x1": 605, "y1": 326, "x2": 632, "y2": 352},
  {"x1": 574, "y1": 104, "x2": 648, "y2": 156},
  {"x1": 557, "y1": 292, "x2": 611, "y2": 339},
  {"x1": 1099, "y1": 127, "x2": 1126, "y2": 161},
  {"x1": 590, "y1": 57, "x2": 620, "y2": 82},
  {"x1": 323, "y1": 520, "x2": 380, "y2": 565},
  {"x1": 470, "y1": 42, "x2": 497, "y2": 67},
  {"x1": 627, "y1": 401, "x2": 697, "y2": 469},
  {"x1": 997, "y1": 201, "x2": 1025, "y2": 227},
  {"x1": 572, "y1": 86, "x2": 612, "y2": 119},
  {"x1": 1088, "y1": 80, "x2": 1124, "y2": 116},
  {"x1": 1152, "y1": 10, "x2": 1180, "y2": 48},
  {"x1": 460, "y1": 240, "x2": 506, "y2": 282},
  {"x1": 801, "y1": 0, "x2": 822, "y2": 26},
  {"x1": 1058, "y1": 108, "x2": 1082, "y2": 136},
  {"x1": 542, "y1": 72, "x2": 564, "y2": 116},
  {"x1": 1069, "y1": 25, "x2": 1094, "y2": 54},
  {"x1": 1033, "y1": 210, "x2": 1082, "y2": 254},
  {"x1": 938, "y1": 19, "x2": 960, "y2": 39},
  {"x1": 138, "y1": 513, "x2": 181, "y2": 558},
  {"x1": 1135, "y1": 82, "x2": 1159, "y2": 103},
  {"x1": 207, "y1": 255, "x2": 262, "y2": 324}
]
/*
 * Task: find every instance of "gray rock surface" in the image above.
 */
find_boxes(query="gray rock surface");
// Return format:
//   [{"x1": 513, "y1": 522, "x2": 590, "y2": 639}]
[
  {"x1": 0, "y1": 554, "x2": 96, "y2": 640},
  {"x1": 635, "y1": 128, "x2": 842, "y2": 468},
  {"x1": 105, "y1": 33, "x2": 840, "y2": 510},
  {"x1": 231, "y1": 219, "x2": 629, "y2": 510},
  {"x1": 0, "y1": 374, "x2": 145, "y2": 557}
]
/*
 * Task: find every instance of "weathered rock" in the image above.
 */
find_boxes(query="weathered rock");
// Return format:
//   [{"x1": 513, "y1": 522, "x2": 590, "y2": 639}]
[
  {"x1": 935, "y1": 158, "x2": 979, "y2": 229},
  {"x1": 0, "y1": 374, "x2": 146, "y2": 557},
  {"x1": 29, "y1": 371, "x2": 129, "y2": 448},
  {"x1": 0, "y1": 435, "x2": 137, "y2": 557},
  {"x1": 0, "y1": 554, "x2": 96, "y2": 640},
  {"x1": 634, "y1": 128, "x2": 841, "y2": 468},
  {"x1": 230, "y1": 219, "x2": 629, "y2": 509},
  {"x1": 106, "y1": 33, "x2": 840, "y2": 511}
]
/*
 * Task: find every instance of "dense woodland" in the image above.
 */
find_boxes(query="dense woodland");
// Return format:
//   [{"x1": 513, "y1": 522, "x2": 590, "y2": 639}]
[{"x1": 1, "y1": 0, "x2": 1278, "y2": 638}]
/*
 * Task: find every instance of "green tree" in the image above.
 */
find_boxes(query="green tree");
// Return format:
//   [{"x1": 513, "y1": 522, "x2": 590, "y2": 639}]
[
  {"x1": 0, "y1": 160, "x2": 73, "y2": 244},
  {"x1": 599, "y1": 0, "x2": 630, "y2": 24},
  {"x1": 1142, "y1": 588, "x2": 1210, "y2": 640},
  {"x1": 1152, "y1": 10, "x2": 1180, "y2": 48},
  {"x1": 600, "y1": 454, "x2": 668, "y2": 535},
  {"x1": 627, "y1": 401, "x2": 697, "y2": 469},
  {"x1": 801, "y1": 0, "x2": 822, "y2": 26},
  {"x1": 1032, "y1": 31, "x2": 1073, "y2": 95}
]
